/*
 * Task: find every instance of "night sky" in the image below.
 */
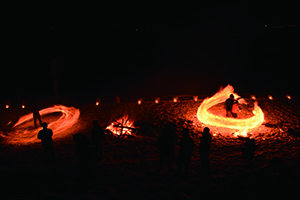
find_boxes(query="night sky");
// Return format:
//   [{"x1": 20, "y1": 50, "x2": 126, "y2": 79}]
[{"x1": 2, "y1": 2, "x2": 299, "y2": 101}]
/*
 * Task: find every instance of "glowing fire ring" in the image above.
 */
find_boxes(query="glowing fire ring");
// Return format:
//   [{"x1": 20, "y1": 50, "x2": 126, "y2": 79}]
[
  {"x1": 4, "y1": 105, "x2": 80, "y2": 144},
  {"x1": 196, "y1": 85, "x2": 264, "y2": 137}
]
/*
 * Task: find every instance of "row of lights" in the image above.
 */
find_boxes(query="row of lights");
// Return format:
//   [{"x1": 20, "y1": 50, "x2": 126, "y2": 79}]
[
  {"x1": 251, "y1": 95, "x2": 292, "y2": 101},
  {"x1": 4, "y1": 95, "x2": 293, "y2": 108},
  {"x1": 93, "y1": 94, "x2": 293, "y2": 106},
  {"x1": 4, "y1": 100, "x2": 26, "y2": 109}
]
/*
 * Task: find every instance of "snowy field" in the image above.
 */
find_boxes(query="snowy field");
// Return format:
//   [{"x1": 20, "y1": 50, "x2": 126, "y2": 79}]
[{"x1": 0, "y1": 96, "x2": 300, "y2": 199}]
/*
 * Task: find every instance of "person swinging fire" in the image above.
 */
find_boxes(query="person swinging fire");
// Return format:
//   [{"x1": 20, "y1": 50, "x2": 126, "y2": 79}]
[{"x1": 225, "y1": 94, "x2": 241, "y2": 118}]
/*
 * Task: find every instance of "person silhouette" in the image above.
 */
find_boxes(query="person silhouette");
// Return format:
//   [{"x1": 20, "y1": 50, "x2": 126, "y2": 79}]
[
  {"x1": 242, "y1": 138, "x2": 256, "y2": 163},
  {"x1": 157, "y1": 122, "x2": 177, "y2": 172},
  {"x1": 37, "y1": 122, "x2": 55, "y2": 163},
  {"x1": 225, "y1": 94, "x2": 235, "y2": 117},
  {"x1": 232, "y1": 100, "x2": 240, "y2": 118},
  {"x1": 91, "y1": 120, "x2": 105, "y2": 161},
  {"x1": 199, "y1": 127, "x2": 212, "y2": 173},
  {"x1": 31, "y1": 101, "x2": 42, "y2": 128},
  {"x1": 73, "y1": 132, "x2": 94, "y2": 173},
  {"x1": 178, "y1": 128, "x2": 194, "y2": 174}
]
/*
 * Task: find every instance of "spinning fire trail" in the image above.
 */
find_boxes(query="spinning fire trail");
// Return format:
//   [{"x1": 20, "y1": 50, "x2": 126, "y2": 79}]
[
  {"x1": 196, "y1": 85, "x2": 264, "y2": 137},
  {"x1": 2, "y1": 105, "x2": 80, "y2": 145}
]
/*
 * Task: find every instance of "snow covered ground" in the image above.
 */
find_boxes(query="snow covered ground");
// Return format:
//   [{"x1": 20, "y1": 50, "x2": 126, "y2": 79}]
[{"x1": 0, "y1": 97, "x2": 299, "y2": 199}]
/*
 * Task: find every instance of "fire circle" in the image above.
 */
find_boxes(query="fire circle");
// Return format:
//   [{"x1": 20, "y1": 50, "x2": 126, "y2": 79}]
[{"x1": 3, "y1": 105, "x2": 80, "y2": 145}]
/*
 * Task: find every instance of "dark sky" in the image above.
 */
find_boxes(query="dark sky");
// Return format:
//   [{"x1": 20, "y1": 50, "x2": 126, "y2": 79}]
[{"x1": 2, "y1": 2, "x2": 299, "y2": 101}]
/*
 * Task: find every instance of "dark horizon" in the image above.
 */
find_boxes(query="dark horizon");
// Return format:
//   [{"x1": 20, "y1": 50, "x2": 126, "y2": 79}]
[{"x1": 2, "y1": 2, "x2": 299, "y2": 100}]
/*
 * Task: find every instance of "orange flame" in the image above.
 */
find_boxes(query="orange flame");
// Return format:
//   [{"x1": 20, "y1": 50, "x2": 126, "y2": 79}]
[
  {"x1": 196, "y1": 85, "x2": 264, "y2": 137},
  {"x1": 106, "y1": 115, "x2": 135, "y2": 136},
  {"x1": 3, "y1": 105, "x2": 80, "y2": 144}
]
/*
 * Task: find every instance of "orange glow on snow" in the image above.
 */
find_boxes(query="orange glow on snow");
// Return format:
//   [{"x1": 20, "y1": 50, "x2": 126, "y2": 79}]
[
  {"x1": 155, "y1": 98, "x2": 160, "y2": 104},
  {"x1": 3, "y1": 105, "x2": 80, "y2": 145},
  {"x1": 106, "y1": 115, "x2": 135, "y2": 136},
  {"x1": 196, "y1": 85, "x2": 264, "y2": 137},
  {"x1": 193, "y1": 96, "x2": 198, "y2": 102},
  {"x1": 96, "y1": 98, "x2": 100, "y2": 106},
  {"x1": 138, "y1": 99, "x2": 142, "y2": 105}
]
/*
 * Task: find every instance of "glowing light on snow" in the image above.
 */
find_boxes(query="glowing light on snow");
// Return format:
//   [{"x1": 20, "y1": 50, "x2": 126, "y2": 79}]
[
  {"x1": 196, "y1": 85, "x2": 264, "y2": 137},
  {"x1": 106, "y1": 115, "x2": 135, "y2": 136},
  {"x1": 286, "y1": 95, "x2": 291, "y2": 99},
  {"x1": 193, "y1": 96, "x2": 198, "y2": 102},
  {"x1": 251, "y1": 95, "x2": 256, "y2": 100},
  {"x1": 268, "y1": 95, "x2": 273, "y2": 100},
  {"x1": 155, "y1": 98, "x2": 160, "y2": 104},
  {"x1": 173, "y1": 97, "x2": 178, "y2": 103},
  {"x1": 138, "y1": 99, "x2": 142, "y2": 105},
  {"x1": 3, "y1": 105, "x2": 80, "y2": 144},
  {"x1": 96, "y1": 98, "x2": 100, "y2": 106}
]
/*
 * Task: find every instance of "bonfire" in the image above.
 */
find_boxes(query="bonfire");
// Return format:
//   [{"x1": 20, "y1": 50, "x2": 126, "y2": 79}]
[{"x1": 106, "y1": 115, "x2": 136, "y2": 136}]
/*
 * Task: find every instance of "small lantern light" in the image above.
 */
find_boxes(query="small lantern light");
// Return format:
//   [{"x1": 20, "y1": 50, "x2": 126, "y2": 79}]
[
  {"x1": 193, "y1": 96, "x2": 198, "y2": 102},
  {"x1": 155, "y1": 98, "x2": 160, "y2": 104},
  {"x1": 286, "y1": 95, "x2": 291, "y2": 99},
  {"x1": 251, "y1": 95, "x2": 256, "y2": 100},
  {"x1": 96, "y1": 98, "x2": 100, "y2": 106},
  {"x1": 22, "y1": 100, "x2": 25, "y2": 108},
  {"x1": 5, "y1": 100, "x2": 9, "y2": 109},
  {"x1": 173, "y1": 97, "x2": 178, "y2": 103},
  {"x1": 138, "y1": 98, "x2": 142, "y2": 105},
  {"x1": 268, "y1": 95, "x2": 273, "y2": 100}
]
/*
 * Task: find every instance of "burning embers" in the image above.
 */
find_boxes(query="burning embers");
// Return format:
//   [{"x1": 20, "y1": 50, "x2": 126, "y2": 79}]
[
  {"x1": 106, "y1": 115, "x2": 136, "y2": 136},
  {"x1": 3, "y1": 105, "x2": 80, "y2": 144},
  {"x1": 196, "y1": 85, "x2": 264, "y2": 137}
]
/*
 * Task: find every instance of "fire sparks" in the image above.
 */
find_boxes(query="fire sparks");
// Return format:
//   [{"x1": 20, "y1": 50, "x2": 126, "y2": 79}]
[
  {"x1": 106, "y1": 115, "x2": 135, "y2": 136},
  {"x1": 196, "y1": 85, "x2": 264, "y2": 137},
  {"x1": 3, "y1": 105, "x2": 80, "y2": 144}
]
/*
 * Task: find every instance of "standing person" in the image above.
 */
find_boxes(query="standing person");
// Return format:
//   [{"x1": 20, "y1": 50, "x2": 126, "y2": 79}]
[
  {"x1": 178, "y1": 128, "x2": 194, "y2": 174},
  {"x1": 73, "y1": 132, "x2": 94, "y2": 173},
  {"x1": 32, "y1": 103, "x2": 42, "y2": 128},
  {"x1": 91, "y1": 120, "x2": 105, "y2": 161},
  {"x1": 232, "y1": 100, "x2": 240, "y2": 118},
  {"x1": 225, "y1": 94, "x2": 235, "y2": 117},
  {"x1": 157, "y1": 122, "x2": 177, "y2": 172},
  {"x1": 199, "y1": 127, "x2": 212, "y2": 173},
  {"x1": 242, "y1": 138, "x2": 256, "y2": 164},
  {"x1": 37, "y1": 122, "x2": 55, "y2": 163}
]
